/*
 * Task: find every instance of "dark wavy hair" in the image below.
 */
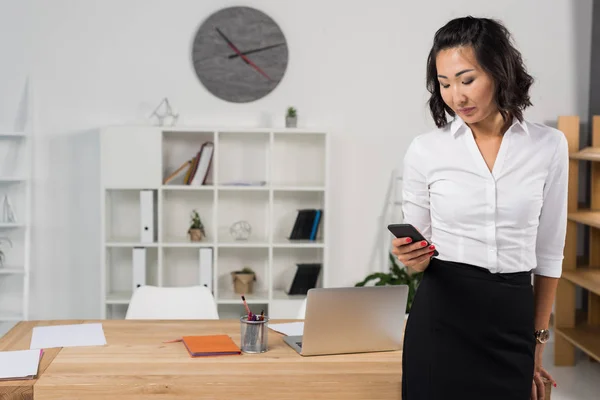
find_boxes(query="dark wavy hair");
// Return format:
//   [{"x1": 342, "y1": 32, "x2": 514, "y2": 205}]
[{"x1": 426, "y1": 16, "x2": 534, "y2": 128}]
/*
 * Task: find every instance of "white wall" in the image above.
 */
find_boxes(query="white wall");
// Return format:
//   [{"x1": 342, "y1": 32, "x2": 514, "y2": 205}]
[{"x1": 0, "y1": 0, "x2": 592, "y2": 319}]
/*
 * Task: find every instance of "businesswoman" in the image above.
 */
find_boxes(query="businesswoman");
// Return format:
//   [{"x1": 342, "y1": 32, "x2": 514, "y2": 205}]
[{"x1": 394, "y1": 16, "x2": 567, "y2": 400}]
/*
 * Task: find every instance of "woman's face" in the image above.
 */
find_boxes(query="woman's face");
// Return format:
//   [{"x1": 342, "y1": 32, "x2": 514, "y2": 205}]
[{"x1": 436, "y1": 46, "x2": 497, "y2": 124}]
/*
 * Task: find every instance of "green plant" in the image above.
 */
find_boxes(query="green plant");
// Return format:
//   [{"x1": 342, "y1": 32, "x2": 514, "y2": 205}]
[
  {"x1": 189, "y1": 209, "x2": 205, "y2": 235},
  {"x1": 286, "y1": 106, "x2": 297, "y2": 118},
  {"x1": 355, "y1": 252, "x2": 423, "y2": 313}
]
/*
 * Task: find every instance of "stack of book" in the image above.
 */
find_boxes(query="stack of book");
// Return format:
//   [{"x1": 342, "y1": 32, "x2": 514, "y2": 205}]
[{"x1": 288, "y1": 209, "x2": 322, "y2": 241}]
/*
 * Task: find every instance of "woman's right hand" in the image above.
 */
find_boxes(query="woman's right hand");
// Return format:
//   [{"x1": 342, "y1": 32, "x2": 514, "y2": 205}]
[{"x1": 391, "y1": 237, "x2": 436, "y2": 272}]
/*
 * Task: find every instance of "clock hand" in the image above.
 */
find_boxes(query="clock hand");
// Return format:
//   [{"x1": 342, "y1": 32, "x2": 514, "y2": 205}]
[
  {"x1": 215, "y1": 27, "x2": 272, "y2": 81},
  {"x1": 228, "y1": 43, "x2": 285, "y2": 59}
]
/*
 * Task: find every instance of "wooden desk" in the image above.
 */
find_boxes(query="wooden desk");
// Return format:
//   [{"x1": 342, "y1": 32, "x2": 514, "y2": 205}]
[{"x1": 0, "y1": 320, "x2": 402, "y2": 399}]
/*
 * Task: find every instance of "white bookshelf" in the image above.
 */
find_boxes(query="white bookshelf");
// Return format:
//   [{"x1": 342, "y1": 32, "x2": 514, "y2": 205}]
[
  {"x1": 100, "y1": 126, "x2": 329, "y2": 319},
  {"x1": 0, "y1": 111, "x2": 33, "y2": 335}
]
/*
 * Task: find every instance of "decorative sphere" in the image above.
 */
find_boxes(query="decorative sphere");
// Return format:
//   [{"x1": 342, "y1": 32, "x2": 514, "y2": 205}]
[{"x1": 230, "y1": 220, "x2": 252, "y2": 240}]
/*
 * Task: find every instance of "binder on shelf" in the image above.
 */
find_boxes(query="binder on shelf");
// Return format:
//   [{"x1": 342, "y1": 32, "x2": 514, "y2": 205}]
[
  {"x1": 199, "y1": 247, "x2": 213, "y2": 293},
  {"x1": 140, "y1": 190, "x2": 157, "y2": 243},
  {"x1": 132, "y1": 247, "x2": 147, "y2": 292},
  {"x1": 288, "y1": 209, "x2": 323, "y2": 241},
  {"x1": 286, "y1": 263, "x2": 322, "y2": 295}
]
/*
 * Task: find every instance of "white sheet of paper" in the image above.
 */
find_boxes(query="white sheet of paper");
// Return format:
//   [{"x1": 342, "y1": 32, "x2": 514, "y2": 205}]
[
  {"x1": 268, "y1": 322, "x2": 304, "y2": 336},
  {"x1": 0, "y1": 349, "x2": 41, "y2": 380},
  {"x1": 30, "y1": 323, "x2": 107, "y2": 350}
]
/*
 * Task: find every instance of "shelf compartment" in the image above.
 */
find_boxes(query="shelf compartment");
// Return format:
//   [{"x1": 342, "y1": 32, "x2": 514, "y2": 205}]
[
  {"x1": 105, "y1": 247, "x2": 159, "y2": 297},
  {"x1": 161, "y1": 247, "x2": 207, "y2": 287},
  {"x1": 0, "y1": 180, "x2": 26, "y2": 227},
  {"x1": 0, "y1": 137, "x2": 27, "y2": 178},
  {"x1": 217, "y1": 190, "x2": 269, "y2": 244},
  {"x1": 562, "y1": 268, "x2": 600, "y2": 296},
  {"x1": 272, "y1": 132, "x2": 325, "y2": 187},
  {"x1": 162, "y1": 189, "x2": 214, "y2": 243},
  {"x1": 217, "y1": 131, "x2": 269, "y2": 186},
  {"x1": 555, "y1": 323, "x2": 600, "y2": 363},
  {"x1": 216, "y1": 247, "x2": 269, "y2": 302},
  {"x1": 570, "y1": 147, "x2": 600, "y2": 162},
  {"x1": 105, "y1": 189, "x2": 158, "y2": 244},
  {"x1": 272, "y1": 247, "x2": 323, "y2": 297},
  {"x1": 162, "y1": 130, "x2": 215, "y2": 186},
  {"x1": 0, "y1": 236, "x2": 25, "y2": 268},
  {"x1": 0, "y1": 274, "x2": 24, "y2": 318},
  {"x1": 568, "y1": 211, "x2": 600, "y2": 229},
  {"x1": 272, "y1": 191, "x2": 324, "y2": 243}
]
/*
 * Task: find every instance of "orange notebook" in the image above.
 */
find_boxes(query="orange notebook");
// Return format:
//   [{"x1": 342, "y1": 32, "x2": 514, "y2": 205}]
[{"x1": 181, "y1": 335, "x2": 241, "y2": 357}]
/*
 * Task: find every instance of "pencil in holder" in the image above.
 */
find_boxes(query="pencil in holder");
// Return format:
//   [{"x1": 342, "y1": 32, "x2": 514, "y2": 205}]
[{"x1": 240, "y1": 314, "x2": 269, "y2": 353}]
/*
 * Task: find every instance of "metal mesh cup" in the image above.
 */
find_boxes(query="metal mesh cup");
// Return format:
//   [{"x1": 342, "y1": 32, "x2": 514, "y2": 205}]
[{"x1": 240, "y1": 315, "x2": 269, "y2": 353}]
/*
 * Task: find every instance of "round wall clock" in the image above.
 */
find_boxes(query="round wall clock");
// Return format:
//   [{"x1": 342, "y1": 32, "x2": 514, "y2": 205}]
[{"x1": 192, "y1": 6, "x2": 289, "y2": 103}]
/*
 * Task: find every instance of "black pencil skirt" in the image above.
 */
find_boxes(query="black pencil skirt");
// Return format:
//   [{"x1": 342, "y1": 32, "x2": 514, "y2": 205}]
[{"x1": 401, "y1": 257, "x2": 535, "y2": 400}]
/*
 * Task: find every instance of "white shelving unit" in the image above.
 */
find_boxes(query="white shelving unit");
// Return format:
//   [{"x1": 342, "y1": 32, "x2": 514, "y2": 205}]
[
  {"x1": 100, "y1": 126, "x2": 329, "y2": 319},
  {"x1": 0, "y1": 84, "x2": 33, "y2": 336}
]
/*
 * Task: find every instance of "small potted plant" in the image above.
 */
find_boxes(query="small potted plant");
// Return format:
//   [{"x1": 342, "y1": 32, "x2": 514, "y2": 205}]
[
  {"x1": 286, "y1": 106, "x2": 297, "y2": 128},
  {"x1": 231, "y1": 266, "x2": 257, "y2": 294},
  {"x1": 188, "y1": 209, "x2": 205, "y2": 242}
]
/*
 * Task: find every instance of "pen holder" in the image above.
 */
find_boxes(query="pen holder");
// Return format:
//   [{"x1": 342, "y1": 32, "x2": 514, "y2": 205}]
[{"x1": 240, "y1": 315, "x2": 269, "y2": 353}]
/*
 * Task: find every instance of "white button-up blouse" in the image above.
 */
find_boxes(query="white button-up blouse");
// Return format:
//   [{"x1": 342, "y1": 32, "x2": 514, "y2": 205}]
[{"x1": 401, "y1": 116, "x2": 569, "y2": 278}]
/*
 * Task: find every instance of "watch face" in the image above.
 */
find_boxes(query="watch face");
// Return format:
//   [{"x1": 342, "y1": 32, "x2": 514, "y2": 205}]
[
  {"x1": 536, "y1": 330, "x2": 550, "y2": 343},
  {"x1": 192, "y1": 6, "x2": 289, "y2": 103}
]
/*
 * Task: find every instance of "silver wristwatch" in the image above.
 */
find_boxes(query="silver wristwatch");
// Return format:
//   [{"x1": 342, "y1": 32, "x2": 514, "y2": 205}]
[{"x1": 534, "y1": 329, "x2": 550, "y2": 344}]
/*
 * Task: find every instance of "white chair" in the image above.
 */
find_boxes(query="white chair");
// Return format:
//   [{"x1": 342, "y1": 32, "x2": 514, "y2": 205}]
[
  {"x1": 296, "y1": 298, "x2": 307, "y2": 319},
  {"x1": 125, "y1": 285, "x2": 220, "y2": 320}
]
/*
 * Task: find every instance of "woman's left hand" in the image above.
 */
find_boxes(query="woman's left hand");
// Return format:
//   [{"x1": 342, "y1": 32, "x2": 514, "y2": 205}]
[{"x1": 531, "y1": 343, "x2": 557, "y2": 400}]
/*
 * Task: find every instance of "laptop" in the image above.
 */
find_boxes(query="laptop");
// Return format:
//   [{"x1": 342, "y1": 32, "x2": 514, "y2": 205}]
[{"x1": 283, "y1": 285, "x2": 408, "y2": 356}]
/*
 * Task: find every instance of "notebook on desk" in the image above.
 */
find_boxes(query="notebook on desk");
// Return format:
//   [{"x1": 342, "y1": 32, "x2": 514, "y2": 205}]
[{"x1": 180, "y1": 335, "x2": 241, "y2": 357}]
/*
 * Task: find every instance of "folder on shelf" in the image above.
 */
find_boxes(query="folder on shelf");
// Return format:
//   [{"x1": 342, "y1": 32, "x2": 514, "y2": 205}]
[
  {"x1": 140, "y1": 190, "x2": 157, "y2": 243},
  {"x1": 288, "y1": 209, "x2": 323, "y2": 240},
  {"x1": 199, "y1": 247, "x2": 213, "y2": 293},
  {"x1": 286, "y1": 263, "x2": 322, "y2": 295},
  {"x1": 178, "y1": 335, "x2": 241, "y2": 357},
  {"x1": 132, "y1": 247, "x2": 147, "y2": 292}
]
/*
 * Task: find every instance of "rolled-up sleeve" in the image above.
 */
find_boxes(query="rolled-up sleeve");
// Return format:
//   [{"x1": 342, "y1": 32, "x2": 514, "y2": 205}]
[
  {"x1": 534, "y1": 134, "x2": 569, "y2": 278},
  {"x1": 401, "y1": 137, "x2": 432, "y2": 241}
]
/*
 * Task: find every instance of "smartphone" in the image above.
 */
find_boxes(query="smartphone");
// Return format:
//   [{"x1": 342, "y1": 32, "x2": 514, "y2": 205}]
[{"x1": 387, "y1": 223, "x2": 439, "y2": 257}]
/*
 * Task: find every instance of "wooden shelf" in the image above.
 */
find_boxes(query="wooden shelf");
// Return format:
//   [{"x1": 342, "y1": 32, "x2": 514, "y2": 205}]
[
  {"x1": 567, "y1": 210, "x2": 600, "y2": 229},
  {"x1": 562, "y1": 268, "x2": 600, "y2": 296},
  {"x1": 570, "y1": 146, "x2": 600, "y2": 162},
  {"x1": 555, "y1": 324, "x2": 600, "y2": 363},
  {"x1": 555, "y1": 115, "x2": 600, "y2": 367}
]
